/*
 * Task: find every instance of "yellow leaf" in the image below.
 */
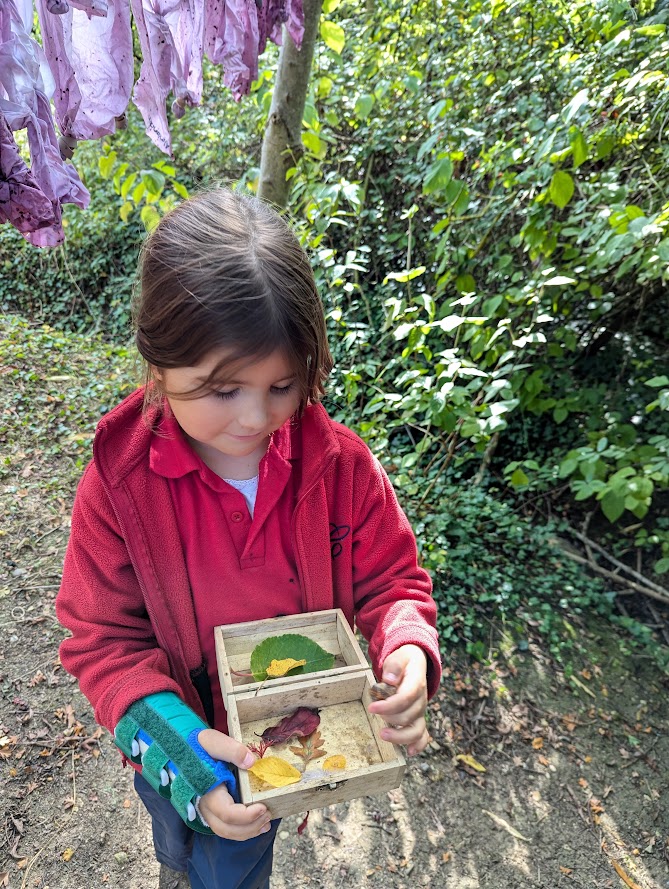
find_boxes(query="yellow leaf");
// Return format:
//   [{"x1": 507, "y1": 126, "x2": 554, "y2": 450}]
[
  {"x1": 323, "y1": 755, "x2": 346, "y2": 771},
  {"x1": 248, "y1": 756, "x2": 301, "y2": 788},
  {"x1": 456, "y1": 754, "x2": 487, "y2": 772},
  {"x1": 62, "y1": 848, "x2": 75, "y2": 862},
  {"x1": 531, "y1": 737, "x2": 544, "y2": 750},
  {"x1": 265, "y1": 658, "x2": 307, "y2": 678}
]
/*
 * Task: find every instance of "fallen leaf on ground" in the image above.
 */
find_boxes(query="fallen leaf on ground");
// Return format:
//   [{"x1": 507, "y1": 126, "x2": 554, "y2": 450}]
[
  {"x1": 456, "y1": 754, "x2": 486, "y2": 772},
  {"x1": 531, "y1": 737, "x2": 544, "y2": 750},
  {"x1": 482, "y1": 810, "x2": 530, "y2": 842},
  {"x1": 266, "y1": 658, "x2": 307, "y2": 678},
  {"x1": 323, "y1": 755, "x2": 346, "y2": 770},
  {"x1": 611, "y1": 860, "x2": 642, "y2": 889},
  {"x1": 248, "y1": 756, "x2": 301, "y2": 788},
  {"x1": 62, "y1": 848, "x2": 75, "y2": 861},
  {"x1": 559, "y1": 865, "x2": 572, "y2": 875}
]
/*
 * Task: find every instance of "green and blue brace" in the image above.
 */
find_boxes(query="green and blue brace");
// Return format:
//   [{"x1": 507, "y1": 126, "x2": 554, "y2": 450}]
[{"x1": 114, "y1": 691, "x2": 237, "y2": 835}]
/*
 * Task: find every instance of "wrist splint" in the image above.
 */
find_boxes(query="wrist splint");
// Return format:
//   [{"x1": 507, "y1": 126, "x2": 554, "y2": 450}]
[{"x1": 114, "y1": 691, "x2": 237, "y2": 834}]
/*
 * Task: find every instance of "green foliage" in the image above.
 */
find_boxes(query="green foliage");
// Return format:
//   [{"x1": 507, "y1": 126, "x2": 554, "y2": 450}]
[{"x1": 2, "y1": 0, "x2": 668, "y2": 664}]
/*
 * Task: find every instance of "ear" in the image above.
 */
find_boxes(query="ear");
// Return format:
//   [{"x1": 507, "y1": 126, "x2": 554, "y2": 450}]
[{"x1": 149, "y1": 365, "x2": 164, "y2": 384}]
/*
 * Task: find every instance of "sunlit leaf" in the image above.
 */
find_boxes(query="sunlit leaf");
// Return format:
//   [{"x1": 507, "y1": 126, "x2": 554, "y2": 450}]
[
  {"x1": 456, "y1": 753, "x2": 486, "y2": 772},
  {"x1": 248, "y1": 756, "x2": 301, "y2": 788},
  {"x1": 323, "y1": 755, "x2": 346, "y2": 770},
  {"x1": 266, "y1": 658, "x2": 307, "y2": 678},
  {"x1": 321, "y1": 20, "x2": 345, "y2": 54},
  {"x1": 549, "y1": 171, "x2": 575, "y2": 209}
]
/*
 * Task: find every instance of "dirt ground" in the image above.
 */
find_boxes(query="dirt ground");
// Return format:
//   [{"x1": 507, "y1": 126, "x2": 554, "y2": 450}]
[{"x1": 2, "y1": 508, "x2": 669, "y2": 889}]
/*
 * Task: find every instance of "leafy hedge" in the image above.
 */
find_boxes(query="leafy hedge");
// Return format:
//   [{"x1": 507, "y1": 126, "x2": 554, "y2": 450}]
[{"x1": 2, "y1": 0, "x2": 669, "y2": 663}]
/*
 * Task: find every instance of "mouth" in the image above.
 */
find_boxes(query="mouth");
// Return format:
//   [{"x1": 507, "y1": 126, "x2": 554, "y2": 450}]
[{"x1": 228, "y1": 431, "x2": 266, "y2": 441}]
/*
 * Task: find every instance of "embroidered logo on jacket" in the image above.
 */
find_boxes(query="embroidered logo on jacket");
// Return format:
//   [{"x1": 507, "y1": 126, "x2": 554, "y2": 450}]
[{"x1": 329, "y1": 523, "x2": 351, "y2": 558}]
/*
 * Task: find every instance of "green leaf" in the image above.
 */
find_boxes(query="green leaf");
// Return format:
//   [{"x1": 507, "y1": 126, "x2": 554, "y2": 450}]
[
  {"x1": 601, "y1": 490, "x2": 626, "y2": 523},
  {"x1": 142, "y1": 170, "x2": 166, "y2": 196},
  {"x1": 250, "y1": 634, "x2": 335, "y2": 682},
  {"x1": 354, "y1": 94, "x2": 375, "y2": 120},
  {"x1": 302, "y1": 131, "x2": 326, "y2": 158},
  {"x1": 646, "y1": 376, "x2": 669, "y2": 388},
  {"x1": 569, "y1": 127, "x2": 589, "y2": 168},
  {"x1": 98, "y1": 151, "x2": 117, "y2": 179},
  {"x1": 549, "y1": 171, "x2": 575, "y2": 209},
  {"x1": 654, "y1": 558, "x2": 669, "y2": 575},
  {"x1": 636, "y1": 24, "x2": 666, "y2": 36},
  {"x1": 321, "y1": 20, "x2": 345, "y2": 54},
  {"x1": 423, "y1": 157, "x2": 453, "y2": 194},
  {"x1": 119, "y1": 201, "x2": 134, "y2": 223},
  {"x1": 120, "y1": 172, "x2": 137, "y2": 200},
  {"x1": 172, "y1": 181, "x2": 189, "y2": 200},
  {"x1": 455, "y1": 273, "x2": 476, "y2": 293},
  {"x1": 140, "y1": 205, "x2": 161, "y2": 232},
  {"x1": 322, "y1": 0, "x2": 342, "y2": 12},
  {"x1": 510, "y1": 468, "x2": 529, "y2": 487}
]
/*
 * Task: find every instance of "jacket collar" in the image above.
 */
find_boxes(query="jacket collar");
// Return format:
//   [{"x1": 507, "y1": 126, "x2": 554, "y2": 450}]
[{"x1": 93, "y1": 387, "x2": 340, "y2": 492}]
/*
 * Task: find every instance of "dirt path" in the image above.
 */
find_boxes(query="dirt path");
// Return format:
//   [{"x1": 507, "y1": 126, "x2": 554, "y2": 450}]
[{"x1": 2, "y1": 524, "x2": 669, "y2": 889}]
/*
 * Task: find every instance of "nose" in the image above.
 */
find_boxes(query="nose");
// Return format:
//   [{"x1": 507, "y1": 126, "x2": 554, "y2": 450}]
[{"x1": 238, "y1": 395, "x2": 268, "y2": 432}]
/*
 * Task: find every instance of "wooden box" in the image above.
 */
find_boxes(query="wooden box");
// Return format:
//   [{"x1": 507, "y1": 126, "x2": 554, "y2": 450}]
[{"x1": 214, "y1": 609, "x2": 406, "y2": 819}]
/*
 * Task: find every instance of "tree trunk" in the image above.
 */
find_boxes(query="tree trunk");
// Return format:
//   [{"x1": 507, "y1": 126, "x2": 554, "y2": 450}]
[{"x1": 257, "y1": 0, "x2": 323, "y2": 208}]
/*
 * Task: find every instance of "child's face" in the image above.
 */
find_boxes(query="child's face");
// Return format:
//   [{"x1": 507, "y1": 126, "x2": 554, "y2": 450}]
[{"x1": 156, "y1": 349, "x2": 301, "y2": 473}]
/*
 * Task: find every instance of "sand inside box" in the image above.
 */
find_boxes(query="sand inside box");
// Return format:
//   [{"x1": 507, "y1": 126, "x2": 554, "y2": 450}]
[{"x1": 242, "y1": 700, "x2": 382, "y2": 793}]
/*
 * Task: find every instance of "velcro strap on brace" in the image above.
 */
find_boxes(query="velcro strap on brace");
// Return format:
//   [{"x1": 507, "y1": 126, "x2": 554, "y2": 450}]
[{"x1": 114, "y1": 691, "x2": 237, "y2": 835}]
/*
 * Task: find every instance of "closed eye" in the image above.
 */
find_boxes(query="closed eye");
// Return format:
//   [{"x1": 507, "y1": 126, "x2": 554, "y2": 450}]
[{"x1": 271, "y1": 382, "x2": 296, "y2": 395}]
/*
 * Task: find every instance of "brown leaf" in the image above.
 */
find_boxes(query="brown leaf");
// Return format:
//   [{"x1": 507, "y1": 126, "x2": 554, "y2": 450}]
[{"x1": 611, "y1": 860, "x2": 642, "y2": 889}]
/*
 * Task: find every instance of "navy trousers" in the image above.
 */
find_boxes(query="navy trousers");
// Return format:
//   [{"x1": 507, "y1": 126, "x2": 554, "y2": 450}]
[{"x1": 134, "y1": 772, "x2": 278, "y2": 889}]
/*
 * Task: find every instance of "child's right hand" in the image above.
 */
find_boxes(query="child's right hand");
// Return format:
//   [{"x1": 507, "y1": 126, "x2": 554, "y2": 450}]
[{"x1": 197, "y1": 729, "x2": 272, "y2": 841}]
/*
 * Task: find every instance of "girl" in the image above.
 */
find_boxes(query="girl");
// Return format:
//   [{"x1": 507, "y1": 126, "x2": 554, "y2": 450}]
[{"x1": 56, "y1": 187, "x2": 442, "y2": 889}]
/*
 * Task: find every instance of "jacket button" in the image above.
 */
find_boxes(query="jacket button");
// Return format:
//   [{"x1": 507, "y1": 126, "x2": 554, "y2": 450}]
[{"x1": 231, "y1": 511, "x2": 244, "y2": 523}]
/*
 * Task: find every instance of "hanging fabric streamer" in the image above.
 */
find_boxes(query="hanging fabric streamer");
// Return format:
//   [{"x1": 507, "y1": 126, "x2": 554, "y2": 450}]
[{"x1": 0, "y1": 0, "x2": 304, "y2": 245}]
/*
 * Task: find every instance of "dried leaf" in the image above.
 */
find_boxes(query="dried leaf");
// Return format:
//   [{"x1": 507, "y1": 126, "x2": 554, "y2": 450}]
[
  {"x1": 559, "y1": 866, "x2": 572, "y2": 875},
  {"x1": 297, "y1": 812, "x2": 310, "y2": 835},
  {"x1": 261, "y1": 708, "x2": 320, "y2": 744},
  {"x1": 370, "y1": 682, "x2": 396, "y2": 701},
  {"x1": 456, "y1": 754, "x2": 487, "y2": 773},
  {"x1": 611, "y1": 860, "x2": 642, "y2": 889},
  {"x1": 323, "y1": 755, "x2": 346, "y2": 771},
  {"x1": 248, "y1": 756, "x2": 301, "y2": 788},
  {"x1": 482, "y1": 810, "x2": 530, "y2": 842},
  {"x1": 62, "y1": 848, "x2": 75, "y2": 861},
  {"x1": 289, "y1": 730, "x2": 326, "y2": 764},
  {"x1": 531, "y1": 737, "x2": 544, "y2": 750},
  {"x1": 266, "y1": 658, "x2": 307, "y2": 678}
]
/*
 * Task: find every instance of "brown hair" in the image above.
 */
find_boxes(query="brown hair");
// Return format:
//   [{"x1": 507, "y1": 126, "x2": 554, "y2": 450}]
[{"x1": 133, "y1": 187, "x2": 333, "y2": 412}]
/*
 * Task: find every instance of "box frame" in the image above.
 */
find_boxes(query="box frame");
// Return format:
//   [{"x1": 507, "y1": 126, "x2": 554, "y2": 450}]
[{"x1": 214, "y1": 609, "x2": 406, "y2": 819}]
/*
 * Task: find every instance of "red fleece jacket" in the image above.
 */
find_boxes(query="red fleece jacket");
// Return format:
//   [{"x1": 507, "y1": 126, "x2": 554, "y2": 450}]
[{"x1": 56, "y1": 389, "x2": 442, "y2": 732}]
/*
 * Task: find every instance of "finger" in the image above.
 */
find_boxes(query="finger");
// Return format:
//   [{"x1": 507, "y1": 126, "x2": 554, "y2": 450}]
[
  {"x1": 369, "y1": 691, "x2": 426, "y2": 720},
  {"x1": 382, "y1": 644, "x2": 426, "y2": 687},
  {"x1": 206, "y1": 810, "x2": 273, "y2": 842},
  {"x1": 380, "y1": 722, "x2": 430, "y2": 755},
  {"x1": 198, "y1": 728, "x2": 257, "y2": 770}
]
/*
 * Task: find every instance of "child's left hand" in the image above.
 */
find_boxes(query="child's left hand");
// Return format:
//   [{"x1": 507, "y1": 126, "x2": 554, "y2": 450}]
[{"x1": 367, "y1": 644, "x2": 430, "y2": 756}]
